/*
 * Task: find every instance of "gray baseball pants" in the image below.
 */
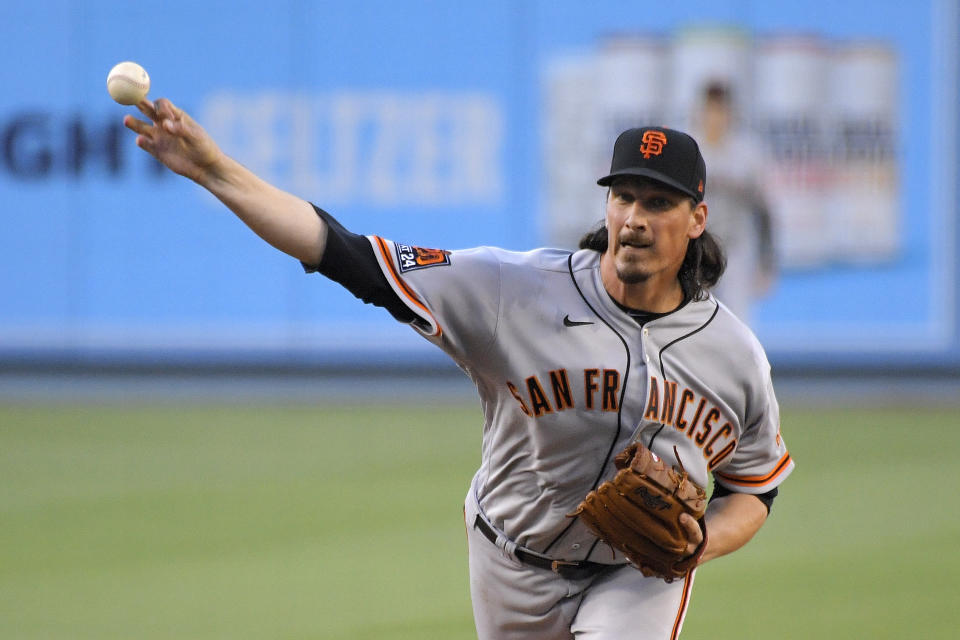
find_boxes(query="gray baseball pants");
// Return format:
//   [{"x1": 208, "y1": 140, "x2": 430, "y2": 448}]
[{"x1": 464, "y1": 490, "x2": 696, "y2": 639}]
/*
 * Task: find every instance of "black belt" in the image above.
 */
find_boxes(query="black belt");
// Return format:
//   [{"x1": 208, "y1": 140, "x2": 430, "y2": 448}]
[{"x1": 473, "y1": 514, "x2": 614, "y2": 581}]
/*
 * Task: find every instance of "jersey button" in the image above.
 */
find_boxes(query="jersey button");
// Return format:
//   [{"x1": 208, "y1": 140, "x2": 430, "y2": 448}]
[
  {"x1": 571, "y1": 543, "x2": 581, "y2": 550},
  {"x1": 643, "y1": 328, "x2": 649, "y2": 336}
]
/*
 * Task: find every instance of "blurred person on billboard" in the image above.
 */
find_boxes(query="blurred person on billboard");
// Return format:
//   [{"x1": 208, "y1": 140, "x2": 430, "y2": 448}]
[{"x1": 692, "y1": 80, "x2": 776, "y2": 325}]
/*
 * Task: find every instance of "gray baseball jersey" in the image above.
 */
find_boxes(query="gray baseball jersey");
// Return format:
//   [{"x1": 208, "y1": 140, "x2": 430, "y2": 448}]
[
  {"x1": 365, "y1": 236, "x2": 793, "y2": 638},
  {"x1": 370, "y1": 238, "x2": 792, "y2": 532}
]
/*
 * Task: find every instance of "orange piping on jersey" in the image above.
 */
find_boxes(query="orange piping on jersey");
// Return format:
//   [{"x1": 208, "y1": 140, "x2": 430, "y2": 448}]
[
  {"x1": 372, "y1": 236, "x2": 442, "y2": 337},
  {"x1": 670, "y1": 569, "x2": 695, "y2": 639},
  {"x1": 714, "y1": 452, "x2": 793, "y2": 487}
]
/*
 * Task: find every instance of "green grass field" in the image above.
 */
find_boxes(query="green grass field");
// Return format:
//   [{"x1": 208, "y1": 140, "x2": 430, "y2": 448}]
[{"x1": 2, "y1": 401, "x2": 959, "y2": 638}]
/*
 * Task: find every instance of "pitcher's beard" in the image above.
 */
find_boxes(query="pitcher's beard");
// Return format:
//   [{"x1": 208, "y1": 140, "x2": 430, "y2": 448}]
[
  {"x1": 616, "y1": 269, "x2": 650, "y2": 285},
  {"x1": 614, "y1": 259, "x2": 653, "y2": 285}
]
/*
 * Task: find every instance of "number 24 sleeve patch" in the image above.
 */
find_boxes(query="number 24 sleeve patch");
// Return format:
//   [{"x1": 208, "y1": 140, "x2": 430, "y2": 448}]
[
  {"x1": 395, "y1": 243, "x2": 451, "y2": 273},
  {"x1": 368, "y1": 236, "x2": 443, "y2": 338}
]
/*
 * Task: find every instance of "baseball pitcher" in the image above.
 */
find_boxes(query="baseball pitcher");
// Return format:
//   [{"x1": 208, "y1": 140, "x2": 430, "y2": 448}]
[{"x1": 124, "y1": 97, "x2": 793, "y2": 640}]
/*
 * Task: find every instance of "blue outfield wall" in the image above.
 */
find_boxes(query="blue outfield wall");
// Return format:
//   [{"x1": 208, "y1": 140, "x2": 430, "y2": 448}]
[{"x1": 0, "y1": 0, "x2": 957, "y2": 370}]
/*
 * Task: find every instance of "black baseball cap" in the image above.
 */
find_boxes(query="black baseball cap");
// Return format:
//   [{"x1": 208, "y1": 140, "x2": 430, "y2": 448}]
[{"x1": 597, "y1": 127, "x2": 706, "y2": 203}]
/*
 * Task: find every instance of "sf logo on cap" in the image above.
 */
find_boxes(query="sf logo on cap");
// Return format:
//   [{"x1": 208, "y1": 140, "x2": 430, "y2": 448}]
[{"x1": 639, "y1": 131, "x2": 667, "y2": 158}]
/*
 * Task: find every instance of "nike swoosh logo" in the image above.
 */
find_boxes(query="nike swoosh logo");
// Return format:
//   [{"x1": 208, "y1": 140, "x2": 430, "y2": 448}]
[{"x1": 563, "y1": 314, "x2": 594, "y2": 327}]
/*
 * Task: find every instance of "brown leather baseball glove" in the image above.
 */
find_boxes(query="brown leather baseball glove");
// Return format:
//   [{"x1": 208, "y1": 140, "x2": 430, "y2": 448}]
[{"x1": 571, "y1": 442, "x2": 708, "y2": 582}]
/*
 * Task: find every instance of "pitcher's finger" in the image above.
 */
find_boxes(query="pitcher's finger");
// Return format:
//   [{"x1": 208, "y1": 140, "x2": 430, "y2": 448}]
[
  {"x1": 155, "y1": 98, "x2": 180, "y2": 121},
  {"x1": 135, "y1": 135, "x2": 155, "y2": 154},
  {"x1": 136, "y1": 98, "x2": 158, "y2": 122},
  {"x1": 124, "y1": 114, "x2": 154, "y2": 135},
  {"x1": 679, "y1": 513, "x2": 702, "y2": 543}
]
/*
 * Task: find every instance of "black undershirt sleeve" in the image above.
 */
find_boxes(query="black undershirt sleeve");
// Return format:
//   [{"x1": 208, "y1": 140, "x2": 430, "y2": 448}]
[
  {"x1": 711, "y1": 480, "x2": 778, "y2": 515},
  {"x1": 300, "y1": 205, "x2": 416, "y2": 323}
]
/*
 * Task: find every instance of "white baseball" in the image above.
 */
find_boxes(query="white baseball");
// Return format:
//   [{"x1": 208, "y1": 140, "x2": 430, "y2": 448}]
[{"x1": 107, "y1": 61, "x2": 150, "y2": 106}]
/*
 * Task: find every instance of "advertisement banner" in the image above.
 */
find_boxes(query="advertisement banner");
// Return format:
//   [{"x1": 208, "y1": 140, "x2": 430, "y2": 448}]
[{"x1": 0, "y1": 0, "x2": 956, "y2": 366}]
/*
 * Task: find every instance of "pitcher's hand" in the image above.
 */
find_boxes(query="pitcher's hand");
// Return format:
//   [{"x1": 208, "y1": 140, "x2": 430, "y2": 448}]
[{"x1": 124, "y1": 98, "x2": 222, "y2": 185}]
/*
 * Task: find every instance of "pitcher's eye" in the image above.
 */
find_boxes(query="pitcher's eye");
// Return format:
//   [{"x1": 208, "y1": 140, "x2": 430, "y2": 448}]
[{"x1": 644, "y1": 197, "x2": 671, "y2": 210}]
